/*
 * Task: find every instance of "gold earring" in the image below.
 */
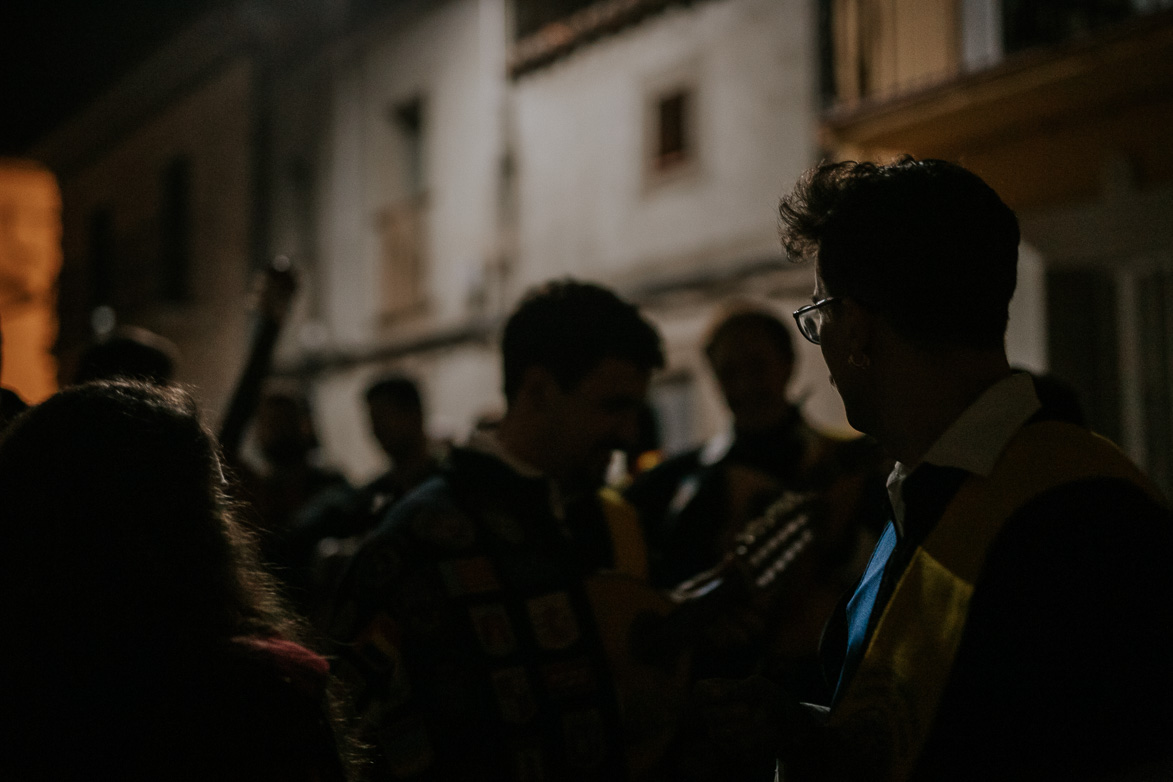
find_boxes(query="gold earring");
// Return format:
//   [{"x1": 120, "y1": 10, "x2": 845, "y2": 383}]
[{"x1": 848, "y1": 353, "x2": 870, "y2": 369}]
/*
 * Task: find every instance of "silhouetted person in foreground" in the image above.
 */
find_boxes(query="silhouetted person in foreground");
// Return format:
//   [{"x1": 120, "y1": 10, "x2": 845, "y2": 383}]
[
  {"x1": 0, "y1": 380, "x2": 357, "y2": 781},
  {"x1": 328, "y1": 279, "x2": 665, "y2": 781},
  {"x1": 685, "y1": 156, "x2": 1173, "y2": 781}
]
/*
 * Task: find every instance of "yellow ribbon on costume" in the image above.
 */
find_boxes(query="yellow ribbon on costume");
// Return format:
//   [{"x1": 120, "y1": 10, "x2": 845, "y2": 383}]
[
  {"x1": 599, "y1": 486, "x2": 650, "y2": 581},
  {"x1": 828, "y1": 422, "x2": 1165, "y2": 781}
]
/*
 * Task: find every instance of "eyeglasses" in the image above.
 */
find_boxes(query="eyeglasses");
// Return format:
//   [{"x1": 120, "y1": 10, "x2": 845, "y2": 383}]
[{"x1": 792, "y1": 297, "x2": 841, "y2": 345}]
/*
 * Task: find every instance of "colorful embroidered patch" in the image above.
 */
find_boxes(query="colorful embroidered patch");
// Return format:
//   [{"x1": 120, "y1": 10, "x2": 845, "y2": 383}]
[
  {"x1": 541, "y1": 657, "x2": 598, "y2": 701},
  {"x1": 411, "y1": 505, "x2": 476, "y2": 549},
  {"x1": 491, "y1": 666, "x2": 538, "y2": 724},
  {"x1": 469, "y1": 603, "x2": 519, "y2": 657},
  {"x1": 526, "y1": 592, "x2": 581, "y2": 650}
]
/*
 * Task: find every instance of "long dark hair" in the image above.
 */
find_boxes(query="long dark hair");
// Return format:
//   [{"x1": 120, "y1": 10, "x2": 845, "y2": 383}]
[
  {"x1": 0, "y1": 381, "x2": 297, "y2": 642},
  {"x1": 0, "y1": 381, "x2": 355, "y2": 780}
]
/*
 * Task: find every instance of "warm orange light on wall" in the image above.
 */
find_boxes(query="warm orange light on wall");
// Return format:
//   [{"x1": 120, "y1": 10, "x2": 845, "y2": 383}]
[{"x1": 0, "y1": 160, "x2": 62, "y2": 405}]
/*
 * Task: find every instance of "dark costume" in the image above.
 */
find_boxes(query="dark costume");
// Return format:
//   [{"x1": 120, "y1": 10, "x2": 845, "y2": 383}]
[
  {"x1": 328, "y1": 442, "x2": 642, "y2": 781},
  {"x1": 813, "y1": 375, "x2": 1173, "y2": 781},
  {"x1": 625, "y1": 407, "x2": 885, "y2": 590},
  {"x1": 231, "y1": 461, "x2": 350, "y2": 597},
  {"x1": 286, "y1": 461, "x2": 444, "y2": 630},
  {"x1": 625, "y1": 408, "x2": 886, "y2": 704},
  {"x1": 5, "y1": 634, "x2": 347, "y2": 782}
]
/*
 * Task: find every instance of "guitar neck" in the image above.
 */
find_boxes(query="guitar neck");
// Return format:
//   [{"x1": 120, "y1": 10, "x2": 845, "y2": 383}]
[{"x1": 631, "y1": 492, "x2": 819, "y2": 666}]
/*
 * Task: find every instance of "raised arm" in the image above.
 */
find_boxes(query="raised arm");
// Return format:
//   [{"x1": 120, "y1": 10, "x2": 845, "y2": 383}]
[{"x1": 217, "y1": 255, "x2": 298, "y2": 462}]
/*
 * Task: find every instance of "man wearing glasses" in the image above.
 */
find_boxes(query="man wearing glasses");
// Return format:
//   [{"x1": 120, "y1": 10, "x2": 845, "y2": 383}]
[{"x1": 689, "y1": 157, "x2": 1173, "y2": 781}]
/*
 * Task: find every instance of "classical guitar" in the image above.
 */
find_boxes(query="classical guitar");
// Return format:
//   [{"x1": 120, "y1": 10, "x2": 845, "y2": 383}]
[{"x1": 586, "y1": 490, "x2": 820, "y2": 781}]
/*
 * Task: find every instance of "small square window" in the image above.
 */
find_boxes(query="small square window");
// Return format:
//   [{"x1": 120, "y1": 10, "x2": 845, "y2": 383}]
[{"x1": 655, "y1": 90, "x2": 691, "y2": 171}]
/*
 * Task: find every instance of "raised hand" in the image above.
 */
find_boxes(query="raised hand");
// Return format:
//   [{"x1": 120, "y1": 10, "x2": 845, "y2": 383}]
[{"x1": 254, "y1": 255, "x2": 298, "y2": 324}]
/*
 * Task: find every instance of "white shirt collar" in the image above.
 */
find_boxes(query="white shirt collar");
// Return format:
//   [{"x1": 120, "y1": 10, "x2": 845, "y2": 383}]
[
  {"x1": 466, "y1": 428, "x2": 544, "y2": 479},
  {"x1": 887, "y1": 372, "x2": 1041, "y2": 536}
]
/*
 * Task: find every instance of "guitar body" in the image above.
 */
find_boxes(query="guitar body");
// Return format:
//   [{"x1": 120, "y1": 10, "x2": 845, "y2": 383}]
[
  {"x1": 585, "y1": 572, "x2": 692, "y2": 782},
  {"x1": 586, "y1": 491, "x2": 825, "y2": 780}
]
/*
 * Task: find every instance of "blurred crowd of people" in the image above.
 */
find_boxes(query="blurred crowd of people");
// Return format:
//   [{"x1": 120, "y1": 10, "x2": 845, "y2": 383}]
[{"x1": 1, "y1": 157, "x2": 1170, "y2": 782}]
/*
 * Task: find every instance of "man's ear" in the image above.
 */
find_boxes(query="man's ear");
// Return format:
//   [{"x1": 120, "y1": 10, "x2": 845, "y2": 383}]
[{"x1": 841, "y1": 298, "x2": 876, "y2": 358}]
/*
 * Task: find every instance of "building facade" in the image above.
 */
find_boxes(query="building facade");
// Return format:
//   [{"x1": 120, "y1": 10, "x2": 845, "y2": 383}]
[
  {"x1": 820, "y1": 0, "x2": 1173, "y2": 495},
  {"x1": 264, "y1": 0, "x2": 844, "y2": 482},
  {"x1": 37, "y1": 0, "x2": 1165, "y2": 490}
]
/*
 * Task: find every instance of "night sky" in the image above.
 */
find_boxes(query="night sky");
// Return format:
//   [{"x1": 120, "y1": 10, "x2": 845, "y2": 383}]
[{"x1": 0, "y1": 0, "x2": 227, "y2": 156}]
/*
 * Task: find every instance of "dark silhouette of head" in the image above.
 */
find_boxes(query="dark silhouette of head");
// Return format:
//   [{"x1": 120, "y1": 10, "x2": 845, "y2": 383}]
[
  {"x1": 0, "y1": 381, "x2": 292, "y2": 648},
  {"x1": 0, "y1": 380, "x2": 316, "y2": 779},
  {"x1": 256, "y1": 386, "x2": 320, "y2": 467},
  {"x1": 499, "y1": 279, "x2": 664, "y2": 493},
  {"x1": 365, "y1": 373, "x2": 426, "y2": 461},
  {"x1": 501, "y1": 278, "x2": 665, "y2": 404},
  {"x1": 74, "y1": 325, "x2": 179, "y2": 385},
  {"x1": 703, "y1": 305, "x2": 796, "y2": 434},
  {"x1": 779, "y1": 156, "x2": 1020, "y2": 350}
]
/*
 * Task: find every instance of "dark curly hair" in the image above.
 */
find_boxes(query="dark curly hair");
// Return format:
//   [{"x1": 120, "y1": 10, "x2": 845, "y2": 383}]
[
  {"x1": 502, "y1": 278, "x2": 664, "y2": 402},
  {"x1": 779, "y1": 156, "x2": 1020, "y2": 349}
]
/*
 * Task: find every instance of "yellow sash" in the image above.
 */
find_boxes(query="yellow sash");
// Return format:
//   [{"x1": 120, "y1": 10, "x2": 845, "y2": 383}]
[
  {"x1": 828, "y1": 422, "x2": 1165, "y2": 781},
  {"x1": 599, "y1": 486, "x2": 650, "y2": 581}
]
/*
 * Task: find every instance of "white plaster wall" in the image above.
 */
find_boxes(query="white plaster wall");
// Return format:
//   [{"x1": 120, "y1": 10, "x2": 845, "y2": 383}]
[
  {"x1": 1006, "y1": 241, "x2": 1047, "y2": 373},
  {"x1": 54, "y1": 60, "x2": 255, "y2": 422},
  {"x1": 511, "y1": 0, "x2": 817, "y2": 291},
  {"x1": 317, "y1": 0, "x2": 505, "y2": 351},
  {"x1": 319, "y1": 59, "x2": 373, "y2": 348},
  {"x1": 307, "y1": 0, "x2": 842, "y2": 474}
]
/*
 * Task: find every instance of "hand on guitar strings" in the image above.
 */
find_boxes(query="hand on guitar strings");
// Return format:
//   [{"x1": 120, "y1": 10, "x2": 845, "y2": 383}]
[{"x1": 696, "y1": 593, "x2": 770, "y2": 651}]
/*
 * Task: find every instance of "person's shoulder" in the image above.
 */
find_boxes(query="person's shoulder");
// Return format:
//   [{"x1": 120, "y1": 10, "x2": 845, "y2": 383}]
[
  {"x1": 978, "y1": 474, "x2": 1171, "y2": 598},
  {"x1": 365, "y1": 466, "x2": 473, "y2": 548},
  {"x1": 1018, "y1": 474, "x2": 1169, "y2": 528}
]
